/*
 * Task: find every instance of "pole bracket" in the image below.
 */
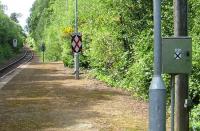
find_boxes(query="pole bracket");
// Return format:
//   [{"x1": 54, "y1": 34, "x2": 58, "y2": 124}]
[{"x1": 184, "y1": 98, "x2": 193, "y2": 109}]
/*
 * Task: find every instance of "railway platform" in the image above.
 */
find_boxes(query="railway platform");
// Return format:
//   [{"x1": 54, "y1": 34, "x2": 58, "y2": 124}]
[{"x1": 0, "y1": 55, "x2": 148, "y2": 131}]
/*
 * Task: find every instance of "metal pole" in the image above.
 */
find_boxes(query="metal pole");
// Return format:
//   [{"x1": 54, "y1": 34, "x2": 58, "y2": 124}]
[
  {"x1": 66, "y1": 0, "x2": 68, "y2": 15},
  {"x1": 170, "y1": 75, "x2": 175, "y2": 131},
  {"x1": 75, "y1": 0, "x2": 78, "y2": 33},
  {"x1": 174, "y1": 0, "x2": 189, "y2": 130},
  {"x1": 149, "y1": 0, "x2": 166, "y2": 130},
  {"x1": 43, "y1": 51, "x2": 44, "y2": 63},
  {"x1": 74, "y1": 0, "x2": 79, "y2": 79}
]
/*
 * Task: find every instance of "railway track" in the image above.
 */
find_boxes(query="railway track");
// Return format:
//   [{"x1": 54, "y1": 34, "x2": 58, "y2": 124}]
[{"x1": 0, "y1": 48, "x2": 34, "y2": 78}]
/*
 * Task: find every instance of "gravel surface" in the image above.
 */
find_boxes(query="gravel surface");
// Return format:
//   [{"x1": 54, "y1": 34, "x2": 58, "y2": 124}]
[{"x1": 0, "y1": 56, "x2": 148, "y2": 131}]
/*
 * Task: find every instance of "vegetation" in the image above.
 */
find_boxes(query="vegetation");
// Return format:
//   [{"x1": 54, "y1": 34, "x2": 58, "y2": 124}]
[
  {"x1": 28, "y1": 0, "x2": 199, "y2": 128},
  {"x1": 0, "y1": 1, "x2": 25, "y2": 63},
  {"x1": 190, "y1": 104, "x2": 200, "y2": 130},
  {"x1": 10, "y1": 12, "x2": 21, "y2": 23}
]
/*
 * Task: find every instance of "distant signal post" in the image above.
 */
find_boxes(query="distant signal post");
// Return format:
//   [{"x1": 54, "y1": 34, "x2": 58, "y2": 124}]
[{"x1": 41, "y1": 43, "x2": 46, "y2": 63}]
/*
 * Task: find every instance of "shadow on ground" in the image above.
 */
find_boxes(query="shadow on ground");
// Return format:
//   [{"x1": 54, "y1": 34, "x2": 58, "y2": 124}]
[{"x1": 0, "y1": 62, "x2": 145, "y2": 131}]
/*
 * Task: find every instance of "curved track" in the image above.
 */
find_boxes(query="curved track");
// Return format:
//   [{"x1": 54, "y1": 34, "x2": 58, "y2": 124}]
[{"x1": 0, "y1": 48, "x2": 34, "y2": 78}]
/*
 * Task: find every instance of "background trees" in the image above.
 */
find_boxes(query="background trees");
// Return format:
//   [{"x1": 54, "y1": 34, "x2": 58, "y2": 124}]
[
  {"x1": 0, "y1": 1, "x2": 25, "y2": 63},
  {"x1": 10, "y1": 12, "x2": 22, "y2": 23}
]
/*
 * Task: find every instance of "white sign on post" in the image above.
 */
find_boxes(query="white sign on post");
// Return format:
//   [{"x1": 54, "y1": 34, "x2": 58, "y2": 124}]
[{"x1": 13, "y1": 39, "x2": 17, "y2": 48}]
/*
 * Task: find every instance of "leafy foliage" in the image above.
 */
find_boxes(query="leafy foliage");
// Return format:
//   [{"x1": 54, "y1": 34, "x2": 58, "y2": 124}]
[
  {"x1": 190, "y1": 104, "x2": 200, "y2": 130},
  {"x1": 0, "y1": 2, "x2": 24, "y2": 62},
  {"x1": 10, "y1": 12, "x2": 21, "y2": 23}
]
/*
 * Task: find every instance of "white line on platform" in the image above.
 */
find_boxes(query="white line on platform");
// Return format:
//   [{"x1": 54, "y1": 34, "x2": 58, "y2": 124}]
[{"x1": 0, "y1": 62, "x2": 30, "y2": 89}]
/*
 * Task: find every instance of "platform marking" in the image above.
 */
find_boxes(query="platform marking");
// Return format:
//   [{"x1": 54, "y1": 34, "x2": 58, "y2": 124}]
[{"x1": 0, "y1": 62, "x2": 30, "y2": 89}]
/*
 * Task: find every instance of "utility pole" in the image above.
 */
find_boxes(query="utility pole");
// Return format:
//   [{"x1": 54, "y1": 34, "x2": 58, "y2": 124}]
[
  {"x1": 74, "y1": 0, "x2": 79, "y2": 79},
  {"x1": 174, "y1": 0, "x2": 189, "y2": 130},
  {"x1": 149, "y1": 0, "x2": 166, "y2": 130}
]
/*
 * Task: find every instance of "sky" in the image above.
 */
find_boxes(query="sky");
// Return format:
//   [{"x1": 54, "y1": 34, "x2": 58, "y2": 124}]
[{"x1": 1, "y1": 0, "x2": 35, "y2": 29}]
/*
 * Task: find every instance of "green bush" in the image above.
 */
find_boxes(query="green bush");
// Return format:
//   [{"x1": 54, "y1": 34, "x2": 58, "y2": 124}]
[
  {"x1": 188, "y1": 0, "x2": 200, "y2": 105},
  {"x1": 0, "y1": 44, "x2": 13, "y2": 62},
  {"x1": 0, "y1": 5, "x2": 24, "y2": 63},
  {"x1": 1, "y1": 44, "x2": 13, "y2": 58},
  {"x1": 190, "y1": 104, "x2": 200, "y2": 130}
]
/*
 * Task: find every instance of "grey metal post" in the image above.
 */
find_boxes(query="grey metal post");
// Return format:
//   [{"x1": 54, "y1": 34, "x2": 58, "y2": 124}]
[
  {"x1": 66, "y1": 0, "x2": 68, "y2": 17},
  {"x1": 43, "y1": 51, "x2": 44, "y2": 63},
  {"x1": 75, "y1": 52, "x2": 79, "y2": 77},
  {"x1": 75, "y1": 0, "x2": 78, "y2": 33},
  {"x1": 174, "y1": 0, "x2": 189, "y2": 130},
  {"x1": 74, "y1": 0, "x2": 79, "y2": 79},
  {"x1": 170, "y1": 75, "x2": 175, "y2": 131},
  {"x1": 149, "y1": 0, "x2": 166, "y2": 130}
]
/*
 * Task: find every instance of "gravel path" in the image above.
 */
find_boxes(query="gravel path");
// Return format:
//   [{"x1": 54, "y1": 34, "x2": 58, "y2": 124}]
[{"x1": 0, "y1": 56, "x2": 148, "y2": 131}]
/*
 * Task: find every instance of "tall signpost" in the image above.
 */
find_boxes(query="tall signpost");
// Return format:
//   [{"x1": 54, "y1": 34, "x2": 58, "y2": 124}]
[
  {"x1": 149, "y1": 0, "x2": 166, "y2": 130},
  {"x1": 74, "y1": 0, "x2": 79, "y2": 79},
  {"x1": 174, "y1": 0, "x2": 189, "y2": 130},
  {"x1": 71, "y1": 0, "x2": 82, "y2": 79}
]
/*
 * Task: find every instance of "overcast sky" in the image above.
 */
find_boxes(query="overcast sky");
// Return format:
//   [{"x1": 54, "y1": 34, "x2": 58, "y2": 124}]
[{"x1": 1, "y1": 0, "x2": 35, "y2": 28}]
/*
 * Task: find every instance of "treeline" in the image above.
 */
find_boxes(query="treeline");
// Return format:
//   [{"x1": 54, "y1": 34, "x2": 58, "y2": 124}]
[
  {"x1": 28, "y1": 0, "x2": 199, "y2": 129},
  {"x1": 0, "y1": 1, "x2": 25, "y2": 62}
]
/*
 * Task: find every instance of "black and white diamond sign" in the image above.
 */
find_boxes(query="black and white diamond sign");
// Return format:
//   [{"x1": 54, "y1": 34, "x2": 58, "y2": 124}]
[
  {"x1": 71, "y1": 33, "x2": 82, "y2": 53},
  {"x1": 174, "y1": 48, "x2": 182, "y2": 60}
]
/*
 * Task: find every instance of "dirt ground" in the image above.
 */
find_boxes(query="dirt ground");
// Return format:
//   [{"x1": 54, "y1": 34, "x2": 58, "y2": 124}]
[{"x1": 0, "y1": 56, "x2": 148, "y2": 131}]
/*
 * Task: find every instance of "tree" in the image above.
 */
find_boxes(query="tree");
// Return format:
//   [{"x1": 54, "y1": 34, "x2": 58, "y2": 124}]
[
  {"x1": 0, "y1": 2, "x2": 5, "y2": 12},
  {"x1": 10, "y1": 12, "x2": 21, "y2": 23}
]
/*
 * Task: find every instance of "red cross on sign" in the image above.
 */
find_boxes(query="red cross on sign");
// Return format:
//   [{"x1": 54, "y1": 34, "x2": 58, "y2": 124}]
[{"x1": 71, "y1": 33, "x2": 82, "y2": 53}]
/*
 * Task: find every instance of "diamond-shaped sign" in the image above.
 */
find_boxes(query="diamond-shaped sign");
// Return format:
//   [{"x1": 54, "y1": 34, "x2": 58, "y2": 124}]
[{"x1": 71, "y1": 33, "x2": 82, "y2": 53}]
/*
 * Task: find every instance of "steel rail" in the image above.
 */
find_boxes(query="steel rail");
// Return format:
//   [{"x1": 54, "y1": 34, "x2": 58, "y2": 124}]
[{"x1": 0, "y1": 48, "x2": 34, "y2": 78}]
